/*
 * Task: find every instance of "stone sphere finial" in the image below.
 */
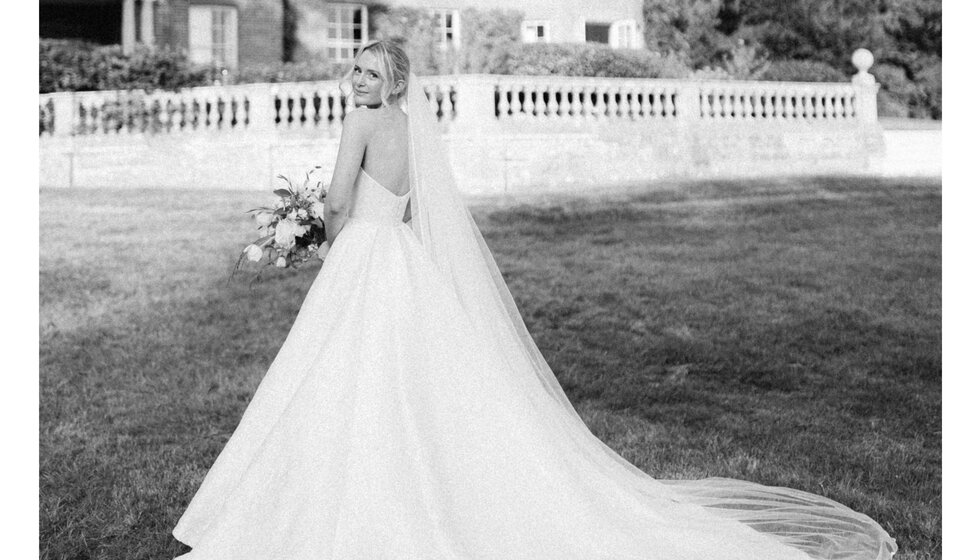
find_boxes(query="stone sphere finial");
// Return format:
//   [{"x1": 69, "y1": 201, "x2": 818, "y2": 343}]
[
  {"x1": 852, "y1": 49, "x2": 874, "y2": 73},
  {"x1": 851, "y1": 49, "x2": 875, "y2": 86}
]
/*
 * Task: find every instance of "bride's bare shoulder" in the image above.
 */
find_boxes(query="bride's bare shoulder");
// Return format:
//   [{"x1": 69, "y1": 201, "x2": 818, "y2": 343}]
[{"x1": 342, "y1": 106, "x2": 378, "y2": 127}]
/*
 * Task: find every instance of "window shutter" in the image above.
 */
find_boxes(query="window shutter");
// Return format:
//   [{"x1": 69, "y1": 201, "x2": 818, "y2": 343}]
[
  {"x1": 225, "y1": 8, "x2": 239, "y2": 68},
  {"x1": 188, "y1": 7, "x2": 212, "y2": 65}
]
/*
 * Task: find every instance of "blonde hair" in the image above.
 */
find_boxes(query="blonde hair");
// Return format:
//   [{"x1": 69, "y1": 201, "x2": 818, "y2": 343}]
[{"x1": 341, "y1": 40, "x2": 411, "y2": 108}]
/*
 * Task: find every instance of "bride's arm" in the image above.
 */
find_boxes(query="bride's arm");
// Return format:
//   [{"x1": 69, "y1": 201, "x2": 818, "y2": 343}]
[{"x1": 324, "y1": 110, "x2": 373, "y2": 245}]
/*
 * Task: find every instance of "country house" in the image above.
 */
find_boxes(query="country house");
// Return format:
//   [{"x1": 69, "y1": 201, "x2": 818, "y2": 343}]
[{"x1": 39, "y1": 0, "x2": 645, "y2": 69}]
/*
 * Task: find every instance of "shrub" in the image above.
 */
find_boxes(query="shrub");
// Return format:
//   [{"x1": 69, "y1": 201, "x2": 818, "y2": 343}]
[
  {"x1": 370, "y1": 6, "x2": 453, "y2": 75},
  {"x1": 871, "y1": 62, "x2": 918, "y2": 118},
  {"x1": 232, "y1": 60, "x2": 350, "y2": 84},
  {"x1": 457, "y1": 7, "x2": 522, "y2": 74},
  {"x1": 719, "y1": 41, "x2": 771, "y2": 80},
  {"x1": 369, "y1": 6, "x2": 522, "y2": 75},
  {"x1": 503, "y1": 43, "x2": 692, "y2": 79},
  {"x1": 689, "y1": 66, "x2": 734, "y2": 80},
  {"x1": 40, "y1": 39, "x2": 213, "y2": 93},
  {"x1": 912, "y1": 57, "x2": 941, "y2": 119},
  {"x1": 758, "y1": 59, "x2": 848, "y2": 83}
]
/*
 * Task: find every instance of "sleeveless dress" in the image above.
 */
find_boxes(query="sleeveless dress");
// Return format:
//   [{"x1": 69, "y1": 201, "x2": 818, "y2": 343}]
[{"x1": 172, "y1": 168, "x2": 895, "y2": 559}]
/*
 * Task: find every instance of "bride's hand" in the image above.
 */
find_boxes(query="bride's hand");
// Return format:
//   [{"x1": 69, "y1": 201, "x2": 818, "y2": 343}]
[{"x1": 317, "y1": 243, "x2": 331, "y2": 260}]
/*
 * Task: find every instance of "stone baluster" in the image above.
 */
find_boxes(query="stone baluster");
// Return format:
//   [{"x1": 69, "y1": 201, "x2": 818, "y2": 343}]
[
  {"x1": 569, "y1": 85, "x2": 583, "y2": 120},
  {"x1": 114, "y1": 94, "x2": 126, "y2": 134},
  {"x1": 324, "y1": 91, "x2": 338, "y2": 133},
  {"x1": 594, "y1": 86, "x2": 607, "y2": 120},
  {"x1": 438, "y1": 85, "x2": 452, "y2": 122},
  {"x1": 721, "y1": 88, "x2": 733, "y2": 119},
  {"x1": 639, "y1": 88, "x2": 651, "y2": 118},
  {"x1": 775, "y1": 92, "x2": 786, "y2": 120},
  {"x1": 803, "y1": 89, "x2": 815, "y2": 119},
  {"x1": 496, "y1": 83, "x2": 511, "y2": 120},
  {"x1": 230, "y1": 92, "x2": 243, "y2": 129},
  {"x1": 516, "y1": 84, "x2": 529, "y2": 117},
  {"x1": 612, "y1": 86, "x2": 624, "y2": 118},
  {"x1": 298, "y1": 90, "x2": 310, "y2": 127},
  {"x1": 581, "y1": 85, "x2": 594, "y2": 120},
  {"x1": 664, "y1": 88, "x2": 676, "y2": 118},
  {"x1": 530, "y1": 85, "x2": 543, "y2": 117},
  {"x1": 545, "y1": 84, "x2": 558, "y2": 119},
  {"x1": 842, "y1": 91, "x2": 854, "y2": 119},
  {"x1": 627, "y1": 87, "x2": 640, "y2": 119},
  {"x1": 173, "y1": 95, "x2": 184, "y2": 131}
]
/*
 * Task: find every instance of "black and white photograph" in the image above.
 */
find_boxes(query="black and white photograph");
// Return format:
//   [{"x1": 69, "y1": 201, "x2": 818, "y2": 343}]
[{"x1": 34, "y1": 0, "x2": 945, "y2": 558}]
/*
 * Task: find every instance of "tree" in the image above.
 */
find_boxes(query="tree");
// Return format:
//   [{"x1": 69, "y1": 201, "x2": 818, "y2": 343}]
[{"x1": 642, "y1": 0, "x2": 727, "y2": 67}]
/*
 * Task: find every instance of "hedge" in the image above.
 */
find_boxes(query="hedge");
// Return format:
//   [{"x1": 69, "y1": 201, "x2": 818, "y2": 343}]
[
  {"x1": 40, "y1": 39, "x2": 215, "y2": 93},
  {"x1": 757, "y1": 59, "x2": 848, "y2": 83},
  {"x1": 503, "y1": 43, "x2": 691, "y2": 79}
]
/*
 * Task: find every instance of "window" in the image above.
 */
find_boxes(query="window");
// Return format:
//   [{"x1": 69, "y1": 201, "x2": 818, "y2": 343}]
[
  {"x1": 431, "y1": 8, "x2": 460, "y2": 50},
  {"x1": 325, "y1": 3, "x2": 367, "y2": 62},
  {"x1": 189, "y1": 5, "x2": 238, "y2": 68},
  {"x1": 521, "y1": 20, "x2": 550, "y2": 43},
  {"x1": 584, "y1": 22, "x2": 610, "y2": 44},
  {"x1": 610, "y1": 19, "x2": 639, "y2": 49}
]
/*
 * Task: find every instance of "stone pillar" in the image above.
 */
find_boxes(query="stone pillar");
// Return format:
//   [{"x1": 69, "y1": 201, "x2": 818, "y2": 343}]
[
  {"x1": 851, "y1": 48, "x2": 879, "y2": 124},
  {"x1": 122, "y1": 0, "x2": 136, "y2": 54},
  {"x1": 452, "y1": 76, "x2": 499, "y2": 134},
  {"x1": 674, "y1": 82, "x2": 701, "y2": 125},
  {"x1": 49, "y1": 92, "x2": 76, "y2": 138},
  {"x1": 242, "y1": 84, "x2": 277, "y2": 134},
  {"x1": 140, "y1": 0, "x2": 156, "y2": 46}
]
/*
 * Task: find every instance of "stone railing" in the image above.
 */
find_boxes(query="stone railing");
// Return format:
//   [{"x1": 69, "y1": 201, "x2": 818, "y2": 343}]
[
  {"x1": 38, "y1": 50, "x2": 879, "y2": 138},
  {"x1": 38, "y1": 76, "x2": 459, "y2": 137},
  {"x1": 38, "y1": 50, "x2": 884, "y2": 192}
]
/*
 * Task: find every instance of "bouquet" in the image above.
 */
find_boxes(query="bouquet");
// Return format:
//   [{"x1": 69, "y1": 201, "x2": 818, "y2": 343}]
[{"x1": 233, "y1": 168, "x2": 329, "y2": 279}]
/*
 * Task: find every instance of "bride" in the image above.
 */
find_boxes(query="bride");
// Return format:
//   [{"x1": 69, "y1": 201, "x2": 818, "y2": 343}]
[{"x1": 172, "y1": 40, "x2": 896, "y2": 560}]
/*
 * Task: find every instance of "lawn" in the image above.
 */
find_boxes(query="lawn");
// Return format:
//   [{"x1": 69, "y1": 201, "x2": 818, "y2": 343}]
[{"x1": 39, "y1": 176, "x2": 941, "y2": 560}]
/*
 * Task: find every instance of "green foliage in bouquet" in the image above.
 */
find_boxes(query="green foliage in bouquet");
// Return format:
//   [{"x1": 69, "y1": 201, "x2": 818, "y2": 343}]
[{"x1": 231, "y1": 167, "x2": 328, "y2": 283}]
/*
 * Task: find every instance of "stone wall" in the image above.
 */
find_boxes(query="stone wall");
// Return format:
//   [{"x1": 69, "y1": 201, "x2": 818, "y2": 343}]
[{"x1": 38, "y1": 63, "x2": 894, "y2": 194}]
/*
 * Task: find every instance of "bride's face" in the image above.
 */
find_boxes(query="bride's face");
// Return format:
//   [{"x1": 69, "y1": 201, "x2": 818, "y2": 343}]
[{"x1": 351, "y1": 51, "x2": 387, "y2": 107}]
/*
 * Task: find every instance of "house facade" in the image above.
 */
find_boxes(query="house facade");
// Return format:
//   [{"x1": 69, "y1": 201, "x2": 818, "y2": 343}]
[{"x1": 39, "y1": 0, "x2": 644, "y2": 70}]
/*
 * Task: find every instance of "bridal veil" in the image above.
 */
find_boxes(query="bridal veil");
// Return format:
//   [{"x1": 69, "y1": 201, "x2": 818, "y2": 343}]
[{"x1": 400, "y1": 72, "x2": 897, "y2": 560}]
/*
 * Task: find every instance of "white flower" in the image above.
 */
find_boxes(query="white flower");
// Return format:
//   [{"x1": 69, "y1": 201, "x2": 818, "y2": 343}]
[
  {"x1": 243, "y1": 244, "x2": 264, "y2": 262},
  {"x1": 275, "y1": 256, "x2": 288, "y2": 268},
  {"x1": 297, "y1": 208, "x2": 308, "y2": 219},
  {"x1": 310, "y1": 202, "x2": 325, "y2": 220},
  {"x1": 255, "y1": 212, "x2": 275, "y2": 227},
  {"x1": 273, "y1": 218, "x2": 310, "y2": 249}
]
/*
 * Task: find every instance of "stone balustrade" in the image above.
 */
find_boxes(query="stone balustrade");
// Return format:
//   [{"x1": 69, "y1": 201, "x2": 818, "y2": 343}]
[
  {"x1": 38, "y1": 73, "x2": 875, "y2": 137},
  {"x1": 38, "y1": 76, "x2": 461, "y2": 137},
  {"x1": 38, "y1": 50, "x2": 886, "y2": 193}
]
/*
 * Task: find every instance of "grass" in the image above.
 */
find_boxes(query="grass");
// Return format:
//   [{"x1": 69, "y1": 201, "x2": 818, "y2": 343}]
[{"x1": 40, "y1": 176, "x2": 941, "y2": 560}]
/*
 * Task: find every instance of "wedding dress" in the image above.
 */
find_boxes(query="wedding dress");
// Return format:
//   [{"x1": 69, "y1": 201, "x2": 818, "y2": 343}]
[{"x1": 172, "y1": 74, "x2": 897, "y2": 560}]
